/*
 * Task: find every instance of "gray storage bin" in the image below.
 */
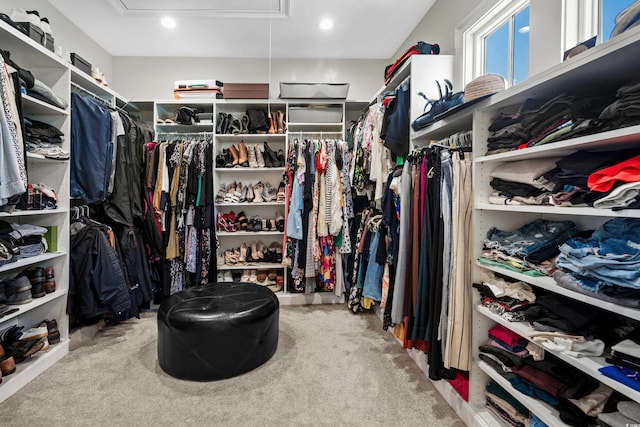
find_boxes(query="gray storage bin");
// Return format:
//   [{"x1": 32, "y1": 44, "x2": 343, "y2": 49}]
[
  {"x1": 280, "y1": 82, "x2": 349, "y2": 99},
  {"x1": 289, "y1": 105, "x2": 343, "y2": 123}
]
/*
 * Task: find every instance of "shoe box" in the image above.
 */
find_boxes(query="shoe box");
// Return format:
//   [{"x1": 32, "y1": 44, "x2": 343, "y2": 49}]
[
  {"x1": 223, "y1": 83, "x2": 269, "y2": 99},
  {"x1": 70, "y1": 53, "x2": 92, "y2": 75},
  {"x1": 14, "y1": 22, "x2": 55, "y2": 52}
]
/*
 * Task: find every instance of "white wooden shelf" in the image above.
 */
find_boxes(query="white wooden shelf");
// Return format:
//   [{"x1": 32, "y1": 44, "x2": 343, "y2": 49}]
[
  {"x1": 412, "y1": 98, "x2": 486, "y2": 142},
  {"x1": 0, "y1": 21, "x2": 66, "y2": 69},
  {"x1": 215, "y1": 167, "x2": 285, "y2": 173},
  {"x1": 22, "y1": 94, "x2": 69, "y2": 116},
  {"x1": 217, "y1": 231, "x2": 284, "y2": 237},
  {"x1": 0, "y1": 290, "x2": 67, "y2": 327},
  {"x1": 217, "y1": 262, "x2": 285, "y2": 270},
  {"x1": 476, "y1": 261, "x2": 640, "y2": 322},
  {"x1": 478, "y1": 361, "x2": 569, "y2": 427},
  {"x1": 156, "y1": 123, "x2": 214, "y2": 131},
  {"x1": 0, "y1": 209, "x2": 67, "y2": 218},
  {"x1": 216, "y1": 134, "x2": 286, "y2": 142},
  {"x1": 477, "y1": 305, "x2": 640, "y2": 404},
  {"x1": 476, "y1": 124, "x2": 640, "y2": 163},
  {"x1": 474, "y1": 202, "x2": 640, "y2": 218},
  {"x1": 0, "y1": 252, "x2": 67, "y2": 275},
  {"x1": 215, "y1": 202, "x2": 285, "y2": 207}
]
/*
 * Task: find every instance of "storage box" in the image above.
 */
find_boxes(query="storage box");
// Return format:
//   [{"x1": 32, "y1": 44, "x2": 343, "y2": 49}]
[
  {"x1": 44, "y1": 34, "x2": 54, "y2": 52},
  {"x1": 223, "y1": 83, "x2": 269, "y2": 99},
  {"x1": 280, "y1": 82, "x2": 349, "y2": 99},
  {"x1": 15, "y1": 22, "x2": 44, "y2": 45},
  {"x1": 70, "y1": 53, "x2": 92, "y2": 75},
  {"x1": 288, "y1": 105, "x2": 343, "y2": 123},
  {"x1": 45, "y1": 225, "x2": 58, "y2": 252}
]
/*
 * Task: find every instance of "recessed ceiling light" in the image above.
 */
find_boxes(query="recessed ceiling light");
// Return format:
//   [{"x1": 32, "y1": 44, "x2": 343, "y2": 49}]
[
  {"x1": 318, "y1": 18, "x2": 333, "y2": 31},
  {"x1": 161, "y1": 16, "x2": 176, "y2": 29}
]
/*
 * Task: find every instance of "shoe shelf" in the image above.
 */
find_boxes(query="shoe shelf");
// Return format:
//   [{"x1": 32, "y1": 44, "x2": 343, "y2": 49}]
[
  {"x1": 155, "y1": 123, "x2": 214, "y2": 132},
  {"x1": 217, "y1": 262, "x2": 285, "y2": 270},
  {"x1": 0, "y1": 252, "x2": 67, "y2": 275},
  {"x1": 0, "y1": 290, "x2": 67, "y2": 327},
  {"x1": 478, "y1": 361, "x2": 570, "y2": 427},
  {"x1": 216, "y1": 231, "x2": 284, "y2": 236},
  {"x1": 216, "y1": 134, "x2": 286, "y2": 143},
  {"x1": 215, "y1": 167, "x2": 286, "y2": 173},
  {"x1": 21, "y1": 94, "x2": 69, "y2": 116},
  {"x1": 475, "y1": 262, "x2": 640, "y2": 322},
  {"x1": 0, "y1": 209, "x2": 67, "y2": 218},
  {"x1": 215, "y1": 202, "x2": 285, "y2": 207},
  {"x1": 0, "y1": 339, "x2": 69, "y2": 403},
  {"x1": 477, "y1": 305, "x2": 640, "y2": 404}
]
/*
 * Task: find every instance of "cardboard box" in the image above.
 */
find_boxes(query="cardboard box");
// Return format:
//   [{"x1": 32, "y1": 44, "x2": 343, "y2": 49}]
[{"x1": 223, "y1": 83, "x2": 269, "y2": 99}]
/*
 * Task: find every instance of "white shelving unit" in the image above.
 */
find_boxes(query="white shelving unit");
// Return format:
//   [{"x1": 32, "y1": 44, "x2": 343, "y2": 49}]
[
  {"x1": 0, "y1": 19, "x2": 71, "y2": 403},
  {"x1": 390, "y1": 33, "x2": 640, "y2": 426}
]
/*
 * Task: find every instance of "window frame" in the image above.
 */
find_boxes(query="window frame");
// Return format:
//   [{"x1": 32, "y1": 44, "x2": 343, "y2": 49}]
[{"x1": 458, "y1": 0, "x2": 530, "y2": 87}]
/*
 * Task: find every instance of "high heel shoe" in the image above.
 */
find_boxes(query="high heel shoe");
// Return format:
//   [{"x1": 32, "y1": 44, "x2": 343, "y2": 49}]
[
  {"x1": 253, "y1": 182, "x2": 264, "y2": 203},
  {"x1": 246, "y1": 184, "x2": 254, "y2": 202},
  {"x1": 269, "y1": 242, "x2": 283, "y2": 263},
  {"x1": 255, "y1": 144, "x2": 265, "y2": 168},
  {"x1": 241, "y1": 269, "x2": 250, "y2": 282},
  {"x1": 247, "y1": 144, "x2": 258, "y2": 168},
  {"x1": 223, "y1": 181, "x2": 239, "y2": 203},
  {"x1": 256, "y1": 241, "x2": 265, "y2": 260},
  {"x1": 276, "y1": 149, "x2": 285, "y2": 167},
  {"x1": 249, "y1": 269, "x2": 258, "y2": 283},
  {"x1": 236, "y1": 211, "x2": 248, "y2": 231},
  {"x1": 238, "y1": 184, "x2": 248, "y2": 202},
  {"x1": 239, "y1": 242, "x2": 248, "y2": 263},
  {"x1": 215, "y1": 184, "x2": 227, "y2": 203}
]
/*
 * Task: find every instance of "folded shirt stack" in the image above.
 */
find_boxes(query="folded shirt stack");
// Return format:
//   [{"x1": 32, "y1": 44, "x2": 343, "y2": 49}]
[
  {"x1": 486, "y1": 381, "x2": 530, "y2": 427},
  {"x1": 473, "y1": 271, "x2": 535, "y2": 322},
  {"x1": 0, "y1": 220, "x2": 48, "y2": 260},
  {"x1": 489, "y1": 158, "x2": 560, "y2": 206}
]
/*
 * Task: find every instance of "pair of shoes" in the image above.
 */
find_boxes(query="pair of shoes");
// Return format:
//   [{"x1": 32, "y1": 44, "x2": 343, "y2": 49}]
[
  {"x1": 275, "y1": 211, "x2": 285, "y2": 232},
  {"x1": 10, "y1": 9, "x2": 53, "y2": 36},
  {"x1": 267, "y1": 111, "x2": 286, "y2": 134},
  {"x1": 263, "y1": 242, "x2": 283, "y2": 264},
  {"x1": 262, "y1": 182, "x2": 277, "y2": 202},
  {"x1": 247, "y1": 144, "x2": 266, "y2": 168},
  {"x1": 217, "y1": 212, "x2": 237, "y2": 232},
  {"x1": 245, "y1": 241, "x2": 265, "y2": 262},
  {"x1": 247, "y1": 216, "x2": 263, "y2": 232},
  {"x1": 240, "y1": 269, "x2": 258, "y2": 283},
  {"x1": 22, "y1": 267, "x2": 46, "y2": 298},
  {"x1": 216, "y1": 270, "x2": 234, "y2": 282},
  {"x1": 223, "y1": 181, "x2": 243, "y2": 203},
  {"x1": 218, "y1": 113, "x2": 243, "y2": 134},
  {"x1": 224, "y1": 248, "x2": 240, "y2": 265},
  {"x1": 0, "y1": 343, "x2": 15, "y2": 378},
  {"x1": 262, "y1": 142, "x2": 283, "y2": 167},
  {"x1": 43, "y1": 267, "x2": 55, "y2": 294}
]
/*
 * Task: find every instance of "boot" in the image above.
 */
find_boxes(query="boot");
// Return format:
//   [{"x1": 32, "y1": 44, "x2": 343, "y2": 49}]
[
  {"x1": 229, "y1": 144, "x2": 240, "y2": 167},
  {"x1": 247, "y1": 144, "x2": 258, "y2": 168},
  {"x1": 237, "y1": 141, "x2": 249, "y2": 167},
  {"x1": 276, "y1": 110, "x2": 285, "y2": 133},
  {"x1": 263, "y1": 142, "x2": 279, "y2": 167},
  {"x1": 255, "y1": 144, "x2": 265, "y2": 168},
  {"x1": 268, "y1": 112, "x2": 276, "y2": 134}
]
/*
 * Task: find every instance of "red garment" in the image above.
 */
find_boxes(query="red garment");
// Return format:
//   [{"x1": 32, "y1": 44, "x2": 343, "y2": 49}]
[
  {"x1": 588, "y1": 154, "x2": 640, "y2": 192},
  {"x1": 512, "y1": 364, "x2": 568, "y2": 397},
  {"x1": 488, "y1": 324, "x2": 524, "y2": 348}
]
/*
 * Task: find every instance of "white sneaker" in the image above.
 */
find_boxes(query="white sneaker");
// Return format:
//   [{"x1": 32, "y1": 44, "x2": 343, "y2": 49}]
[
  {"x1": 19, "y1": 321, "x2": 48, "y2": 341},
  {"x1": 39, "y1": 17, "x2": 52, "y2": 36},
  {"x1": 223, "y1": 271, "x2": 233, "y2": 282}
]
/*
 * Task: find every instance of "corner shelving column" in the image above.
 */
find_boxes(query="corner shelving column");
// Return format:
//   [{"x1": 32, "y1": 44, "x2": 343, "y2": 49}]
[{"x1": 0, "y1": 20, "x2": 70, "y2": 402}]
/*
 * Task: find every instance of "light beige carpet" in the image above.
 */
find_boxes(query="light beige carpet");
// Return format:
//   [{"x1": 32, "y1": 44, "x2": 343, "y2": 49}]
[{"x1": 1, "y1": 305, "x2": 464, "y2": 427}]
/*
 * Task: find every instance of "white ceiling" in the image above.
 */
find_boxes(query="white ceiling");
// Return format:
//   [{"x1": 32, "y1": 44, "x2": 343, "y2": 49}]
[{"x1": 46, "y1": 0, "x2": 437, "y2": 59}]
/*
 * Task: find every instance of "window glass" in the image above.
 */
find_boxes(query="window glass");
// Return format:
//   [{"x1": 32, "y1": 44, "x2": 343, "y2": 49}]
[
  {"x1": 602, "y1": 0, "x2": 636, "y2": 41},
  {"x1": 485, "y1": 21, "x2": 509, "y2": 82},
  {"x1": 513, "y1": 6, "x2": 530, "y2": 84}
]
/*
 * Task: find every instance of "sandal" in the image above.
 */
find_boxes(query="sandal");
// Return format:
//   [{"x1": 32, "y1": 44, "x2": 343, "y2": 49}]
[
  {"x1": 241, "y1": 269, "x2": 250, "y2": 282},
  {"x1": 225, "y1": 249, "x2": 238, "y2": 265},
  {"x1": 223, "y1": 181, "x2": 240, "y2": 203},
  {"x1": 249, "y1": 269, "x2": 258, "y2": 283}
]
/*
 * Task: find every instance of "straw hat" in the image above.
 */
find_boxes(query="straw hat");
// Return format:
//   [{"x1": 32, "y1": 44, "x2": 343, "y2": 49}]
[{"x1": 463, "y1": 74, "x2": 506, "y2": 103}]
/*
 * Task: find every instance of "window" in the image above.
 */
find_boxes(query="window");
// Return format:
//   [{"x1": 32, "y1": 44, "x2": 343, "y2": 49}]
[
  {"x1": 568, "y1": 0, "x2": 638, "y2": 48},
  {"x1": 485, "y1": 5, "x2": 530, "y2": 86},
  {"x1": 459, "y1": 0, "x2": 530, "y2": 88}
]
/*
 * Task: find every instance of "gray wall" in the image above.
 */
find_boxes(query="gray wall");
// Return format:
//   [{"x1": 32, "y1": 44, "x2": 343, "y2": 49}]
[
  {"x1": 112, "y1": 57, "x2": 388, "y2": 102},
  {"x1": 2, "y1": 0, "x2": 113, "y2": 80}
]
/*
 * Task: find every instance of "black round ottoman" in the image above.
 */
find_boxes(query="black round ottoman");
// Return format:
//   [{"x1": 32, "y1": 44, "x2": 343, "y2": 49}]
[{"x1": 157, "y1": 282, "x2": 279, "y2": 381}]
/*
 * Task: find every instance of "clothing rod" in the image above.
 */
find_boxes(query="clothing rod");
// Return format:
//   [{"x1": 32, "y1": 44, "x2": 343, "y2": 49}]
[{"x1": 70, "y1": 82, "x2": 111, "y2": 106}]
